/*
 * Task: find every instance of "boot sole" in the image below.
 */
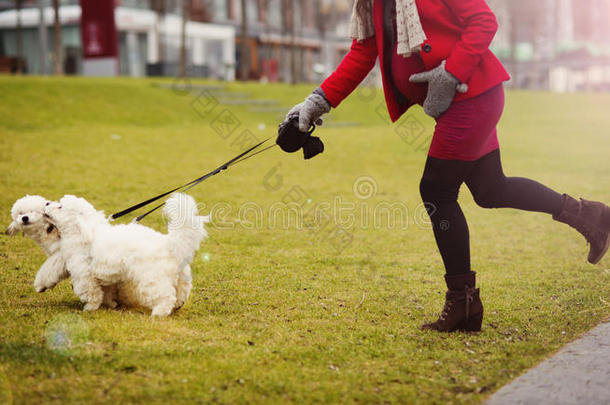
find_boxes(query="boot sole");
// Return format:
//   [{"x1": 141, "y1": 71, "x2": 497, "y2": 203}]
[
  {"x1": 421, "y1": 311, "x2": 483, "y2": 333},
  {"x1": 589, "y1": 231, "x2": 610, "y2": 265}
]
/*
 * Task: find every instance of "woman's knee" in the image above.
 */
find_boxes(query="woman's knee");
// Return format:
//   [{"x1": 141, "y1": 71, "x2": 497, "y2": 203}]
[{"x1": 419, "y1": 178, "x2": 460, "y2": 205}]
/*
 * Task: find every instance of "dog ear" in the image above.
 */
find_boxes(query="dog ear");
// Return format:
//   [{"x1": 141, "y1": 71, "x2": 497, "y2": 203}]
[{"x1": 5, "y1": 222, "x2": 19, "y2": 236}]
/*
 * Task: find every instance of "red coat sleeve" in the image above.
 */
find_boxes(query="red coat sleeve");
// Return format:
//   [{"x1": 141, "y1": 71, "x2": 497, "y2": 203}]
[
  {"x1": 442, "y1": 0, "x2": 499, "y2": 84},
  {"x1": 320, "y1": 37, "x2": 378, "y2": 108}
]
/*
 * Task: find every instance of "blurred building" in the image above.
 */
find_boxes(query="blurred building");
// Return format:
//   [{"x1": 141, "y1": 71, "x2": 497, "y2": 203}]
[
  {"x1": 199, "y1": 0, "x2": 354, "y2": 83},
  {"x1": 488, "y1": 0, "x2": 610, "y2": 92},
  {"x1": 0, "y1": 0, "x2": 354, "y2": 82},
  {"x1": 0, "y1": 0, "x2": 236, "y2": 78},
  {"x1": 2, "y1": 0, "x2": 609, "y2": 91}
]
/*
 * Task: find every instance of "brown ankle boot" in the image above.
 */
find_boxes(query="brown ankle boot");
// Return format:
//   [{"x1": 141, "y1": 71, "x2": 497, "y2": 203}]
[
  {"x1": 553, "y1": 194, "x2": 610, "y2": 264},
  {"x1": 421, "y1": 271, "x2": 484, "y2": 333}
]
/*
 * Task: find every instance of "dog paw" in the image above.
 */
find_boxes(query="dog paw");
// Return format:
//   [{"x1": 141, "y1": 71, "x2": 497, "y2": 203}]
[
  {"x1": 83, "y1": 303, "x2": 100, "y2": 311},
  {"x1": 35, "y1": 282, "x2": 56, "y2": 293},
  {"x1": 151, "y1": 307, "x2": 172, "y2": 317}
]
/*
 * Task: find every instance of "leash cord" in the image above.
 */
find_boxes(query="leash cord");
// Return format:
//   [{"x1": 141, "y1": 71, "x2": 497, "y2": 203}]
[
  {"x1": 231, "y1": 143, "x2": 278, "y2": 166},
  {"x1": 111, "y1": 137, "x2": 274, "y2": 222}
]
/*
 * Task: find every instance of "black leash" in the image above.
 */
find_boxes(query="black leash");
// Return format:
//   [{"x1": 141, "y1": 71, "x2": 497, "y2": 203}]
[
  {"x1": 231, "y1": 143, "x2": 277, "y2": 166},
  {"x1": 110, "y1": 138, "x2": 276, "y2": 222}
]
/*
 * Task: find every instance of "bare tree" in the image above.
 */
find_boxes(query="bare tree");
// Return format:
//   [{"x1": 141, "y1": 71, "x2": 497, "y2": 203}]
[
  {"x1": 52, "y1": 0, "x2": 61, "y2": 74},
  {"x1": 315, "y1": 0, "x2": 336, "y2": 79},
  {"x1": 240, "y1": 0, "x2": 249, "y2": 80},
  {"x1": 289, "y1": 0, "x2": 296, "y2": 83},
  {"x1": 15, "y1": 0, "x2": 23, "y2": 73},
  {"x1": 179, "y1": 0, "x2": 190, "y2": 78},
  {"x1": 281, "y1": 0, "x2": 296, "y2": 84},
  {"x1": 315, "y1": 0, "x2": 328, "y2": 39},
  {"x1": 149, "y1": 0, "x2": 166, "y2": 66},
  {"x1": 38, "y1": 0, "x2": 48, "y2": 75}
]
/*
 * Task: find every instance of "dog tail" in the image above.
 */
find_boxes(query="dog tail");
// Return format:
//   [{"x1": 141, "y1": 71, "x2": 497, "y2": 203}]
[{"x1": 163, "y1": 193, "x2": 208, "y2": 265}]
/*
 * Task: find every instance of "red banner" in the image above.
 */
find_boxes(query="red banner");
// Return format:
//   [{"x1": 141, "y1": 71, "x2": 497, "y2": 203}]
[{"x1": 80, "y1": 0, "x2": 118, "y2": 58}]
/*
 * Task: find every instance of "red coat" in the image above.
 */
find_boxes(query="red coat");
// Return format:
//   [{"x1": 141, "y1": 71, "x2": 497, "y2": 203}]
[{"x1": 320, "y1": 0, "x2": 511, "y2": 122}]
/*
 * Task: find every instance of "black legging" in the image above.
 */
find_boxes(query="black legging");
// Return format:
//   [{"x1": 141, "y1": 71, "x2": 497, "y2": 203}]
[{"x1": 419, "y1": 149, "x2": 565, "y2": 275}]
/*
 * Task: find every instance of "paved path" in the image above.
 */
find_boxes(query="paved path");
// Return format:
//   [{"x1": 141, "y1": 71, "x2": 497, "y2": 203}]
[{"x1": 485, "y1": 319, "x2": 610, "y2": 405}]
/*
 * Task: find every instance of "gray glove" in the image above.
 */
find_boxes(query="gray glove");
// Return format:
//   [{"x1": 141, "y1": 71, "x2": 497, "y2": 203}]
[
  {"x1": 285, "y1": 88, "x2": 331, "y2": 132},
  {"x1": 409, "y1": 60, "x2": 468, "y2": 118}
]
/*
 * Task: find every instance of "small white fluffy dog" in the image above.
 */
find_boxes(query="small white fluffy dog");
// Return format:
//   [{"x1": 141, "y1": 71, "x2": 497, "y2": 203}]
[
  {"x1": 6, "y1": 195, "x2": 69, "y2": 293},
  {"x1": 6, "y1": 195, "x2": 120, "y2": 307},
  {"x1": 44, "y1": 193, "x2": 207, "y2": 316}
]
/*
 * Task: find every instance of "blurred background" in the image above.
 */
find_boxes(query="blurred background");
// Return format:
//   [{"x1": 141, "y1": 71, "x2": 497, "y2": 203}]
[{"x1": 1, "y1": 0, "x2": 610, "y2": 92}]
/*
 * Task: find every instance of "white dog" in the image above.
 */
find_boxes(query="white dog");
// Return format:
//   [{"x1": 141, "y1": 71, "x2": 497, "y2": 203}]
[
  {"x1": 44, "y1": 193, "x2": 207, "y2": 316},
  {"x1": 6, "y1": 195, "x2": 120, "y2": 307},
  {"x1": 6, "y1": 195, "x2": 69, "y2": 293}
]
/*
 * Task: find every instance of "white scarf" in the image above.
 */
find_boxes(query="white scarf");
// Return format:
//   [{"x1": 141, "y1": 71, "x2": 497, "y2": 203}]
[{"x1": 349, "y1": 0, "x2": 427, "y2": 57}]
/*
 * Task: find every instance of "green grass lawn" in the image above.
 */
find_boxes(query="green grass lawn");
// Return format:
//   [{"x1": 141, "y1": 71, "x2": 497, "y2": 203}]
[{"x1": 0, "y1": 76, "x2": 609, "y2": 404}]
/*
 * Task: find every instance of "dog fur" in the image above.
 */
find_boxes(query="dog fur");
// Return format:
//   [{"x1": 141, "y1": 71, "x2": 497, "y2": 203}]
[
  {"x1": 6, "y1": 195, "x2": 121, "y2": 307},
  {"x1": 6, "y1": 195, "x2": 69, "y2": 293},
  {"x1": 44, "y1": 193, "x2": 206, "y2": 316}
]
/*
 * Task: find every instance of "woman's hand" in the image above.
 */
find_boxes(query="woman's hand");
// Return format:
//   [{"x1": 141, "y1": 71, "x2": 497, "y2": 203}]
[
  {"x1": 285, "y1": 88, "x2": 331, "y2": 132},
  {"x1": 409, "y1": 61, "x2": 468, "y2": 118}
]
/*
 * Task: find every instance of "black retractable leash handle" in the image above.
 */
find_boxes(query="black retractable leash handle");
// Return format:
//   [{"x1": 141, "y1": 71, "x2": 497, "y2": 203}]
[
  {"x1": 276, "y1": 117, "x2": 323, "y2": 160},
  {"x1": 110, "y1": 117, "x2": 321, "y2": 223}
]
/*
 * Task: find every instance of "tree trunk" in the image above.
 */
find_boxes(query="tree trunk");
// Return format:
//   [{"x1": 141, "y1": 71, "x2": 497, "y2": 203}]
[
  {"x1": 289, "y1": 0, "x2": 297, "y2": 84},
  {"x1": 315, "y1": 0, "x2": 326, "y2": 38},
  {"x1": 52, "y1": 0, "x2": 62, "y2": 75},
  {"x1": 179, "y1": 0, "x2": 189, "y2": 78},
  {"x1": 240, "y1": 0, "x2": 249, "y2": 80},
  {"x1": 281, "y1": 0, "x2": 296, "y2": 84},
  {"x1": 16, "y1": 0, "x2": 23, "y2": 74},
  {"x1": 151, "y1": 0, "x2": 165, "y2": 65},
  {"x1": 38, "y1": 0, "x2": 48, "y2": 75}
]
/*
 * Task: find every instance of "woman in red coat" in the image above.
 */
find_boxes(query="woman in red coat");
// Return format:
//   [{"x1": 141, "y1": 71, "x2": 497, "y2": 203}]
[{"x1": 282, "y1": 0, "x2": 610, "y2": 332}]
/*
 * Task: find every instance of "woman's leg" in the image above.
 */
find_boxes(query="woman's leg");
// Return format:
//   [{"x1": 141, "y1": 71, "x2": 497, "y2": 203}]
[
  {"x1": 419, "y1": 156, "x2": 474, "y2": 276},
  {"x1": 419, "y1": 157, "x2": 484, "y2": 332},
  {"x1": 464, "y1": 149, "x2": 564, "y2": 214},
  {"x1": 465, "y1": 149, "x2": 610, "y2": 264}
]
